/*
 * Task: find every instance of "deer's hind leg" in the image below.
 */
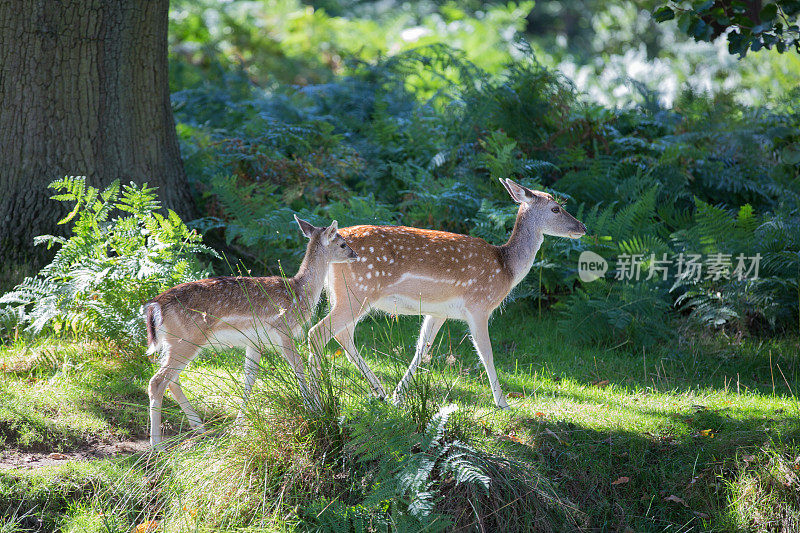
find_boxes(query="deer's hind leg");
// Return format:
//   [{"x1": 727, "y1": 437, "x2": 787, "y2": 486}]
[
  {"x1": 149, "y1": 340, "x2": 202, "y2": 447},
  {"x1": 168, "y1": 379, "x2": 205, "y2": 432}
]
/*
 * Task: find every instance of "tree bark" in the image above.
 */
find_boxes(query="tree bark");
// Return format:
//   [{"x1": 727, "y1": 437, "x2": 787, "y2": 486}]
[{"x1": 0, "y1": 0, "x2": 194, "y2": 268}]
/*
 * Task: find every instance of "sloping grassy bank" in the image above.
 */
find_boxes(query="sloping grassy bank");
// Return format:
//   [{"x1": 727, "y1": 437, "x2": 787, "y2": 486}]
[{"x1": 1, "y1": 302, "x2": 798, "y2": 531}]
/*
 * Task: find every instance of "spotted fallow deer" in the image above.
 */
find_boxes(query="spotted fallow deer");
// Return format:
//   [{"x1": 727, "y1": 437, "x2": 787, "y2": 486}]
[
  {"x1": 308, "y1": 178, "x2": 586, "y2": 409},
  {"x1": 144, "y1": 216, "x2": 357, "y2": 447}
]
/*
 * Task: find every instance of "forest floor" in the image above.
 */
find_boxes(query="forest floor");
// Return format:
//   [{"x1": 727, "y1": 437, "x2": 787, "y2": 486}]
[{"x1": 1, "y1": 302, "x2": 799, "y2": 532}]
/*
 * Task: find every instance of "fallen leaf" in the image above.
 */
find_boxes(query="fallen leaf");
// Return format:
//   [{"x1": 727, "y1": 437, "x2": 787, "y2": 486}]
[
  {"x1": 535, "y1": 412, "x2": 545, "y2": 417},
  {"x1": 507, "y1": 391, "x2": 524, "y2": 398},
  {"x1": 132, "y1": 521, "x2": 159, "y2": 533},
  {"x1": 664, "y1": 494, "x2": 688, "y2": 507},
  {"x1": 611, "y1": 476, "x2": 630, "y2": 486},
  {"x1": 48, "y1": 453, "x2": 68, "y2": 460},
  {"x1": 182, "y1": 505, "x2": 197, "y2": 518},
  {"x1": 592, "y1": 379, "x2": 610, "y2": 388},
  {"x1": 699, "y1": 429, "x2": 715, "y2": 438},
  {"x1": 742, "y1": 454, "x2": 755, "y2": 463}
]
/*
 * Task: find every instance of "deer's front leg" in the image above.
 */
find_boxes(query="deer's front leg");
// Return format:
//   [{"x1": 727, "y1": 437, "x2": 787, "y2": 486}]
[
  {"x1": 392, "y1": 315, "x2": 445, "y2": 404},
  {"x1": 309, "y1": 302, "x2": 383, "y2": 399},
  {"x1": 335, "y1": 325, "x2": 386, "y2": 399},
  {"x1": 236, "y1": 346, "x2": 263, "y2": 423},
  {"x1": 466, "y1": 313, "x2": 509, "y2": 410},
  {"x1": 276, "y1": 333, "x2": 320, "y2": 411}
]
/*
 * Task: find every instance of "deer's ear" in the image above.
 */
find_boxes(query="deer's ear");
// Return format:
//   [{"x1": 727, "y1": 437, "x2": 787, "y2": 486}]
[
  {"x1": 294, "y1": 214, "x2": 316, "y2": 239},
  {"x1": 321, "y1": 220, "x2": 338, "y2": 244},
  {"x1": 500, "y1": 178, "x2": 533, "y2": 204}
]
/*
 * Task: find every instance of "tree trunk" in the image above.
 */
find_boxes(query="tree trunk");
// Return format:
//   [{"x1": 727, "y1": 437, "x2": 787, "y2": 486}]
[{"x1": 0, "y1": 0, "x2": 194, "y2": 269}]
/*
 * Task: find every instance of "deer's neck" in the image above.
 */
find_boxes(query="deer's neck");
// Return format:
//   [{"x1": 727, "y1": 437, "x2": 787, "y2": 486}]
[
  {"x1": 291, "y1": 243, "x2": 328, "y2": 312},
  {"x1": 500, "y1": 204, "x2": 544, "y2": 287}
]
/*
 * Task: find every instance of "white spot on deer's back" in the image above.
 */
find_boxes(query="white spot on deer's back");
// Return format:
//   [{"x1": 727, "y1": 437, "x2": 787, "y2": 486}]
[
  {"x1": 366, "y1": 272, "x2": 372, "y2": 279},
  {"x1": 369, "y1": 246, "x2": 374, "y2": 252},
  {"x1": 368, "y1": 264, "x2": 374, "y2": 269}
]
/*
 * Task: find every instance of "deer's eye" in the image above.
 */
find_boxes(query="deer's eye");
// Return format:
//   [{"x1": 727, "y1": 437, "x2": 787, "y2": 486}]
[
  {"x1": 340, "y1": 243, "x2": 346, "y2": 248},
  {"x1": 551, "y1": 206, "x2": 560, "y2": 213}
]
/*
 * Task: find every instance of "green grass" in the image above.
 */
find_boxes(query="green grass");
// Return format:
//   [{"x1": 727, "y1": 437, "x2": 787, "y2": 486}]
[
  {"x1": 0, "y1": 341, "x2": 152, "y2": 451},
  {"x1": 1, "y1": 302, "x2": 798, "y2": 531}
]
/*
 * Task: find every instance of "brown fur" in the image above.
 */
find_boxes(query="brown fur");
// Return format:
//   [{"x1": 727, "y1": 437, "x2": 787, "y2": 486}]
[
  {"x1": 331, "y1": 225, "x2": 512, "y2": 311},
  {"x1": 148, "y1": 276, "x2": 302, "y2": 338}
]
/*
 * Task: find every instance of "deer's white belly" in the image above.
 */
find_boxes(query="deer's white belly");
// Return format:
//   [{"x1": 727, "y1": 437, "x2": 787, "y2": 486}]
[
  {"x1": 371, "y1": 294, "x2": 466, "y2": 320},
  {"x1": 203, "y1": 325, "x2": 285, "y2": 352}
]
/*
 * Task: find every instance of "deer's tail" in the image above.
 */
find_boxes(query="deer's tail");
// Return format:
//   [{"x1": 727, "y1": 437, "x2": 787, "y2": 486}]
[{"x1": 144, "y1": 302, "x2": 163, "y2": 360}]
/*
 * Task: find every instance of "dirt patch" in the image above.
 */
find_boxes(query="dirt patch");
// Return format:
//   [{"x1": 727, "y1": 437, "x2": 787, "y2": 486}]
[{"x1": 0, "y1": 438, "x2": 150, "y2": 470}]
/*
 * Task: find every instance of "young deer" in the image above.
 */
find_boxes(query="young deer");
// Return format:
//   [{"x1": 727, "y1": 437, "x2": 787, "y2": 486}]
[
  {"x1": 144, "y1": 216, "x2": 357, "y2": 447},
  {"x1": 308, "y1": 178, "x2": 586, "y2": 409}
]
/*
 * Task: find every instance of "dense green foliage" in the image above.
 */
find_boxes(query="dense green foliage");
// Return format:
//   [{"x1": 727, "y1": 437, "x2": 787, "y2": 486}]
[
  {"x1": 654, "y1": 0, "x2": 800, "y2": 56},
  {"x1": 171, "y1": 39, "x2": 800, "y2": 346},
  {"x1": 0, "y1": 177, "x2": 215, "y2": 346}
]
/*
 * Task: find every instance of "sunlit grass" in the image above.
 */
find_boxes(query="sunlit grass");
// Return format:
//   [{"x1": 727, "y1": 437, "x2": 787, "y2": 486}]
[
  {"x1": 1, "y1": 301, "x2": 798, "y2": 531},
  {"x1": 0, "y1": 340, "x2": 150, "y2": 451}
]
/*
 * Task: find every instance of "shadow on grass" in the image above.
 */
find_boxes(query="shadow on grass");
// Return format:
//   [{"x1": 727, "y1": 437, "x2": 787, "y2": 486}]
[{"x1": 0, "y1": 351, "x2": 190, "y2": 452}]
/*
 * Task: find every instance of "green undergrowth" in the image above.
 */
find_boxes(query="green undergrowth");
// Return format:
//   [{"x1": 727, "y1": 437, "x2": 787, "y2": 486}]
[
  {"x1": 0, "y1": 340, "x2": 152, "y2": 452},
  {"x1": 1, "y1": 302, "x2": 798, "y2": 531},
  {"x1": 0, "y1": 461, "x2": 123, "y2": 533}
]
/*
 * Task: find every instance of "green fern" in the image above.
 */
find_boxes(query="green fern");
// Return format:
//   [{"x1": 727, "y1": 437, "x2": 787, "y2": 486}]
[{"x1": 0, "y1": 176, "x2": 217, "y2": 346}]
